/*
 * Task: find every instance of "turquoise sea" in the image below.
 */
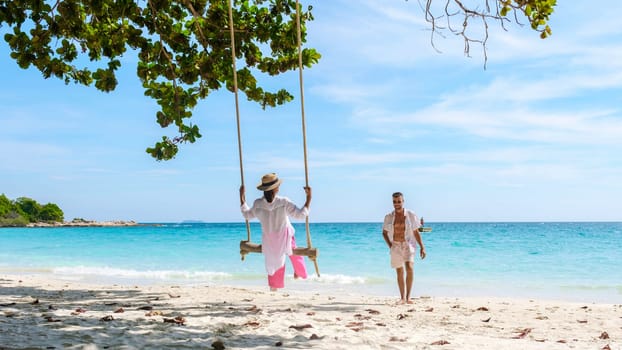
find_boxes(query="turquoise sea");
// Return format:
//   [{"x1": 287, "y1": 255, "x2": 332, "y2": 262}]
[{"x1": 1, "y1": 222, "x2": 621, "y2": 303}]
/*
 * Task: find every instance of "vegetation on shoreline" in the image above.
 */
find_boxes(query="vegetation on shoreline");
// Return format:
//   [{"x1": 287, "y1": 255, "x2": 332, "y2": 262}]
[{"x1": 0, "y1": 194, "x2": 64, "y2": 227}]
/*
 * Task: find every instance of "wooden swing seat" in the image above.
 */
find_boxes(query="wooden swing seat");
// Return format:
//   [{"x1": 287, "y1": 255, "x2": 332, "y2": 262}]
[
  {"x1": 240, "y1": 240, "x2": 318, "y2": 259},
  {"x1": 419, "y1": 227, "x2": 432, "y2": 233}
]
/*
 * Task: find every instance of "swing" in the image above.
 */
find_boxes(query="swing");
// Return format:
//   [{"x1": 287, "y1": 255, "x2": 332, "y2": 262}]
[{"x1": 227, "y1": 0, "x2": 320, "y2": 277}]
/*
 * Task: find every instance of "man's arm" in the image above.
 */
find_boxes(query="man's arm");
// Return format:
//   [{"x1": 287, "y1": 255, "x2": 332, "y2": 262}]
[
  {"x1": 382, "y1": 229, "x2": 392, "y2": 248},
  {"x1": 413, "y1": 229, "x2": 426, "y2": 259}
]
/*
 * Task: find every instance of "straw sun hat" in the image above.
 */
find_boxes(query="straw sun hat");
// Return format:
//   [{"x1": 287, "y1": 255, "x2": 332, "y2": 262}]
[{"x1": 256, "y1": 173, "x2": 282, "y2": 191}]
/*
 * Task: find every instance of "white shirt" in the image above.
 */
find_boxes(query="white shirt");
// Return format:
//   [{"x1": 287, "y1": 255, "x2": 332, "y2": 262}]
[
  {"x1": 241, "y1": 196, "x2": 309, "y2": 274},
  {"x1": 241, "y1": 196, "x2": 309, "y2": 234},
  {"x1": 383, "y1": 209, "x2": 421, "y2": 244}
]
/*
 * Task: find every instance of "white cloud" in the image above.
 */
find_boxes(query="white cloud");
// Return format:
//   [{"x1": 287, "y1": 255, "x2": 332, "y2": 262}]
[
  {"x1": 474, "y1": 74, "x2": 621, "y2": 103},
  {"x1": 371, "y1": 105, "x2": 622, "y2": 145},
  {"x1": 332, "y1": 61, "x2": 622, "y2": 145}
]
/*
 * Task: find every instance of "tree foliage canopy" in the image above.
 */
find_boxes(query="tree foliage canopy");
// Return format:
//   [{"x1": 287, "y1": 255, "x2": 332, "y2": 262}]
[
  {"x1": 1, "y1": 0, "x2": 554, "y2": 159},
  {"x1": 1, "y1": 0, "x2": 320, "y2": 160}
]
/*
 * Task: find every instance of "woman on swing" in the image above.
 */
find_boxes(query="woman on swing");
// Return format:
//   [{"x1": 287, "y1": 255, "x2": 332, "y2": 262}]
[{"x1": 240, "y1": 173, "x2": 312, "y2": 291}]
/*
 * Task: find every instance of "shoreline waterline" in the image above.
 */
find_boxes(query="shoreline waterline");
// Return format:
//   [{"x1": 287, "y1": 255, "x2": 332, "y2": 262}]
[{"x1": 1, "y1": 269, "x2": 619, "y2": 305}]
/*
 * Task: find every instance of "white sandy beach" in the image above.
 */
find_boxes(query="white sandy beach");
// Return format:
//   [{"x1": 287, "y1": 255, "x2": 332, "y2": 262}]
[{"x1": 0, "y1": 274, "x2": 619, "y2": 349}]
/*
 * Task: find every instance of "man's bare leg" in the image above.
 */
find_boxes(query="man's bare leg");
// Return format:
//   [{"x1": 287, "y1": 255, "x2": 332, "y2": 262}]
[
  {"x1": 405, "y1": 262, "x2": 414, "y2": 304},
  {"x1": 395, "y1": 267, "x2": 406, "y2": 303}
]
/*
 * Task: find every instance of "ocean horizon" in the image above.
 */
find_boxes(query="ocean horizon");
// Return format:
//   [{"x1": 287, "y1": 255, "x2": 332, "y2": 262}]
[{"x1": 1, "y1": 222, "x2": 620, "y2": 304}]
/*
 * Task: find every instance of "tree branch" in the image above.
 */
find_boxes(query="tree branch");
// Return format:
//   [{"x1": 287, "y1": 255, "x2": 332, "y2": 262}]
[{"x1": 421, "y1": 0, "x2": 554, "y2": 68}]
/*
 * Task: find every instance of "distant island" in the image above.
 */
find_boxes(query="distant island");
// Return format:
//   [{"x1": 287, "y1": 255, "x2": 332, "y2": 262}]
[
  {"x1": 0, "y1": 194, "x2": 136, "y2": 228},
  {"x1": 26, "y1": 218, "x2": 139, "y2": 228}
]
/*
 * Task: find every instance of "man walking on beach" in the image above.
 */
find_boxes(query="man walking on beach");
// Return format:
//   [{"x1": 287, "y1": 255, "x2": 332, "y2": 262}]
[{"x1": 382, "y1": 192, "x2": 426, "y2": 304}]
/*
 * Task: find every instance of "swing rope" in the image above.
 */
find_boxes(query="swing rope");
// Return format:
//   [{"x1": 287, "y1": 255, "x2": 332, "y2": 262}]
[
  {"x1": 294, "y1": 0, "x2": 319, "y2": 276},
  {"x1": 227, "y1": 0, "x2": 251, "y2": 247}
]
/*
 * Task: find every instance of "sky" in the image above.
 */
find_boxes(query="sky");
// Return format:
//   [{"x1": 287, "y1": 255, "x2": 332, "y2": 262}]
[{"x1": 1, "y1": 1, "x2": 621, "y2": 223}]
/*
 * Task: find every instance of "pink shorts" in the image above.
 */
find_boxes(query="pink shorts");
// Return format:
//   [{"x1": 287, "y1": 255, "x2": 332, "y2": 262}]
[{"x1": 390, "y1": 241, "x2": 414, "y2": 268}]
